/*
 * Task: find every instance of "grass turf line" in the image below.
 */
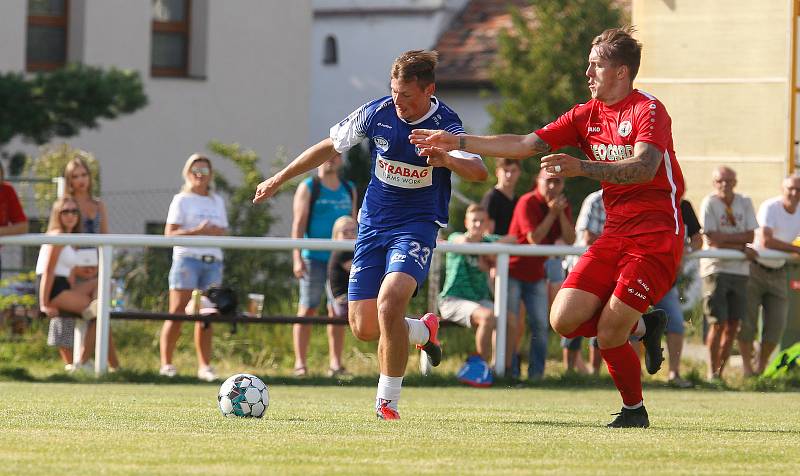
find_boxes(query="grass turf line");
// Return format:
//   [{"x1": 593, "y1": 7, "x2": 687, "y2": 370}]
[{"x1": 0, "y1": 383, "x2": 798, "y2": 475}]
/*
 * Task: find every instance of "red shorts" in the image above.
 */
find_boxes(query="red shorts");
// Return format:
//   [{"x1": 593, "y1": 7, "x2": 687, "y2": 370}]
[{"x1": 562, "y1": 230, "x2": 684, "y2": 313}]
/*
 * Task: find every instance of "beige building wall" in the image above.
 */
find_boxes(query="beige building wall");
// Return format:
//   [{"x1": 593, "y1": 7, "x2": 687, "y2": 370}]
[{"x1": 633, "y1": 0, "x2": 792, "y2": 210}]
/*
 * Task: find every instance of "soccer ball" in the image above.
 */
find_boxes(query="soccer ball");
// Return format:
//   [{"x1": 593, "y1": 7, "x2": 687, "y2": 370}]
[{"x1": 217, "y1": 373, "x2": 269, "y2": 418}]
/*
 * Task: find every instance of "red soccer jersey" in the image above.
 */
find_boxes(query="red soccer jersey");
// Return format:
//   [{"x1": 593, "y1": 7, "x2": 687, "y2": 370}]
[
  {"x1": 535, "y1": 90, "x2": 684, "y2": 236},
  {"x1": 508, "y1": 189, "x2": 572, "y2": 282},
  {"x1": 0, "y1": 182, "x2": 27, "y2": 226}
]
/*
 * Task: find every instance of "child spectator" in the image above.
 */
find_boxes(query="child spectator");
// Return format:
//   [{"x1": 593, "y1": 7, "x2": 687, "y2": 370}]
[{"x1": 326, "y1": 215, "x2": 357, "y2": 377}]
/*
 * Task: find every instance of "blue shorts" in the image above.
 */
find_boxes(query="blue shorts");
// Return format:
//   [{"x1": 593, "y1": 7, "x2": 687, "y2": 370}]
[
  {"x1": 168, "y1": 256, "x2": 223, "y2": 290},
  {"x1": 348, "y1": 221, "x2": 439, "y2": 301},
  {"x1": 544, "y1": 257, "x2": 565, "y2": 283},
  {"x1": 654, "y1": 285, "x2": 685, "y2": 335},
  {"x1": 298, "y1": 258, "x2": 333, "y2": 309}
]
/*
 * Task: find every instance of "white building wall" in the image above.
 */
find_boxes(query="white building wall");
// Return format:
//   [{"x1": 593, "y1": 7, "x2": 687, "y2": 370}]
[{"x1": 1, "y1": 0, "x2": 310, "y2": 236}]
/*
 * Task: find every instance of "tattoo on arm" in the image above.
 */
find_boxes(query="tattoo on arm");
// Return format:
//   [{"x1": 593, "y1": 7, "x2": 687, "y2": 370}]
[
  {"x1": 459, "y1": 136, "x2": 466, "y2": 150},
  {"x1": 527, "y1": 135, "x2": 551, "y2": 156},
  {"x1": 579, "y1": 143, "x2": 663, "y2": 184}
]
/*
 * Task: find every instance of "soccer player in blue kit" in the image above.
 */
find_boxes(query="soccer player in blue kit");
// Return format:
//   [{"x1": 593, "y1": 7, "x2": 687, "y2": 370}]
[{"x1": 253, "y1": 50, "x2": 487, "y2": 420}]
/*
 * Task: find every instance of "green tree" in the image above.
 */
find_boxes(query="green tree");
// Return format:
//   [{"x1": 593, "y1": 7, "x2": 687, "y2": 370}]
[
  {"x1": 486, "y1": 0, "x2": 624, "y2": 210},
  {"x1": 0, "y1": 63, "x2": 147, "y2": 171}
]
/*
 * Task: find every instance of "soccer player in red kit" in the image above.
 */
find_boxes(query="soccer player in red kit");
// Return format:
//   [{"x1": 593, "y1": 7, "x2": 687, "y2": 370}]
[{"x1": 411, "y1": 27, "x2": 684, "y2": 428}]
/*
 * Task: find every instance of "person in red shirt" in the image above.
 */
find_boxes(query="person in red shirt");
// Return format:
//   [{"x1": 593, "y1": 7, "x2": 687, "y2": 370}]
[
  {"x1": 507, "y1": 169, "x2": 574, "y2": 380},
  {"x1": 411, "y1": 27, "x2": 684, "y2": 428},
  {"x1": 0, "y1": 162, "x2": 29, "y2": 273}
]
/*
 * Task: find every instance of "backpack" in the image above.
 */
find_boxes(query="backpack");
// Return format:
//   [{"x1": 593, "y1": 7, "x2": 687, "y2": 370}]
[
  {"x1": 762, "y1": 342, "x2": 800, "y2": 378},
  {"x1": 306, "y1": 175, "x2": 355, "y2": 235}
]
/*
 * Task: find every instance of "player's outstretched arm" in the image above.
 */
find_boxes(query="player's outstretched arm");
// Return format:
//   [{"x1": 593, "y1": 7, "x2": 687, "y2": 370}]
[
  {"x1": 410, "y1": 130, "x2": 550, "y2": 160},
  {"x1": 417, "y1": 145, "x2": 488, "y2": 182},
  {"x1": 541, "y1": 142, "x2": 663, "y2": 184},
  {"x1": 253, "y1": 138, "x2": 338, "y2": 204}
]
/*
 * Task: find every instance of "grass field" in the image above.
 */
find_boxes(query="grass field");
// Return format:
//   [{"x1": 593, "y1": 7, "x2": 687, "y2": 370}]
[{"x1": 0, "y1": 382, "x2": 798, "y2": 475}]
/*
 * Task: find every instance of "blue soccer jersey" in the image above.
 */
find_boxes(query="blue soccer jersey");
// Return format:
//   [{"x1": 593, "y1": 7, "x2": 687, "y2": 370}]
[{"x1": 330, "y1": 96, "x2": 478, "y2": 229}]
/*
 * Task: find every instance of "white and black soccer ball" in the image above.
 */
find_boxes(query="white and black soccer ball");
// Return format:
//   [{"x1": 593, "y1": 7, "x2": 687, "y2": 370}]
[{"x1": 218, "y1": 373, "x2": 269, "y2": 418}]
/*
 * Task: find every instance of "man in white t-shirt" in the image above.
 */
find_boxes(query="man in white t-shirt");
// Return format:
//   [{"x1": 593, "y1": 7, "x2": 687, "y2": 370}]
[
  {"x1": 699, "y1": 166, "x2": 758, "y2": 380},
  {"x1": 740, "y1": 175, "x2": 800, "y2": 376}
]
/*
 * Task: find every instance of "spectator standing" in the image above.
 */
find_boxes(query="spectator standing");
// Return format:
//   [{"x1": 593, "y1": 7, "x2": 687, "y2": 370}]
[
  {"x1": 699, "y1": 166, "x2": 757, "y2": 380},
  {"x1": 561, "y1": 189, "x2": 604, "y2": 374},
  {"x1": 480, "y1": 158, "x2": 520, "y2": 235},
  {"x1": 291, "y1": 153, "x2": 356, "y2": 377},
  {"x1": 62, "y1": 157, "x2": 119, "y2": 370},
  {"x1": 0, "y1": 162, "x2": 29, "y2": 274},
  {"x1": 507, "y1": 169, "x2": 575, "y2": 380},
  {"x1": 326, "y1": 215, "x2": 357, "y2": 377},
  {"x1": 741, "y1": 175, "x2": 800, "y2": 376},
  {"x1": 160, "y1": 154, "x2": 228, "y2": 381}
]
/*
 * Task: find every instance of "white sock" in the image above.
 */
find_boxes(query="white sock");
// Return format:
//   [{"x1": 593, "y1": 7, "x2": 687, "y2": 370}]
[
  {"x1": 405, "y1": 317, "x2": 430, "y2": 346},
  {"x1": 376, "y1": 374, "x2": 403, "y2": 411},
  {"x1": 623, "y1": 400, "x2": 644, "y2": 410},
  {"x1": 632, "y1": 317, "x2": 646, "y2": 338}
]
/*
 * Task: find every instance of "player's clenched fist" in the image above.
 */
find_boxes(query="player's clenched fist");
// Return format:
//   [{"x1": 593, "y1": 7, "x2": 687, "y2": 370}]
[
  {"x1": 252, "y1": 176, "x2": 280, "y2": 204},
  {"x1": 409, "y1": 129, "x2": 458, "y2": 151}
]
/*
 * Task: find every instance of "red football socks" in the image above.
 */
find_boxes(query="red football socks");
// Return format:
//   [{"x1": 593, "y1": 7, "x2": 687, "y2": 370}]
[{"x1": 600, "y1": 342, "x2": 643, "y2": 407}]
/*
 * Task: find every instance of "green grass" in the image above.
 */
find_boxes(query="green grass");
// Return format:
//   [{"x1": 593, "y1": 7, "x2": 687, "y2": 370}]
[{"x1": 0, "y1": 382, "x2": 798, "y2": 475}]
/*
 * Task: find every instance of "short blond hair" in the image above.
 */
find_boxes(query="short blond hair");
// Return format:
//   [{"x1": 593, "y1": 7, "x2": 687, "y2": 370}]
[
  {"x1": 390, "y1": 50, "x2": 438, "y2": 89},
  {"x1": 465, "y1": 203, "x2": 487, "y2": 216},
  {"x1": 332, "y1": 215, "x2": 356, "y2": 239}
]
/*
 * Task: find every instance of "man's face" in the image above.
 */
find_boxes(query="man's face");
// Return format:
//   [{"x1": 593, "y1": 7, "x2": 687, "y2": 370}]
[
  {"x1": 321, "y1": 153, "x2": 342, "y2": 174},
  {"x1": 464, "y1": 210, "x2": 489, "y2": 236},
  {"x1": 586, "y1": 47, "x2": 625, "y2": 102},
  {"x1": 537, "y1": 173, "x2": 564, "y2": 200},
  {"x1": 391, "y1": 78, "x2": 434, "y2": 122},
  {"x1": 496, "y1": 164, "x2": 520, "y2": 188},
  {"x1": 782, "y1": 176, "x2": 800, "y2": 208},
  {"x1": 712, "y1": 169, "x2": 737, "y2": 198}
]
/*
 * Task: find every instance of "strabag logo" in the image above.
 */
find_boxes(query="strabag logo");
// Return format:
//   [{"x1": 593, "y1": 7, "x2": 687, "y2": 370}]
[{"x1": 375, "y1": 155, "x2": 433, "y2": 189}]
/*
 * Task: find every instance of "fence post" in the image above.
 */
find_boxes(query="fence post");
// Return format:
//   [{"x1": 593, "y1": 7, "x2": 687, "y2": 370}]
[
  {"x1": 493, "y1": 253, "x2": 509, "y2": 377},
  {"x1": 94, "y1": 245, "x2": 113, "y2": 375}
]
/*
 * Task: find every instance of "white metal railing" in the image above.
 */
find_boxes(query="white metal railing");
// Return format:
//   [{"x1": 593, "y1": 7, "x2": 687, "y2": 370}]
[{"x1": 2, "y1": 233, "x2": 795, "y2": 377}]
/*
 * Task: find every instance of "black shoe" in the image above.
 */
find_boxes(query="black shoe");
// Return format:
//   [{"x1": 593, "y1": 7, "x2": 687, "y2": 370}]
[
  {"x1": 607, "y1": 406, "x2": 649, "y2": 428},
  {"x1": 416, "y1": 313, "x2": 442, "y2": 367},
  {"x1": 641, "y1": 309, "x2": 667, "y2": 375}
]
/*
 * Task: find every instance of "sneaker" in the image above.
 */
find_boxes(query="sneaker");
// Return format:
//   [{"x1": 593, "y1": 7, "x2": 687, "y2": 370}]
[
  {"x1": 376, "y1": 399, "x2": 400, "y2": 420},
  {"x1": 64, "y1": 364, "x2": 74, "y2": 372},
  {"x1": 456, "y1": 354, "x2": 494, "y2": 388},
  {"x1": 607, "y1": 406, "x2": 650, "y2": 428},
  {"x1": 641, "y1": 309, "x2": 667, "y2": 375},
  {"x1": 159, "y1": 364, "x2": 177, "y2": 377},
  {"x1": 197, "y1": 366, "x2": 217, "y2": 382},
  {"x1": 415, "y1": 313, "x2": 442, "y2": 367}
]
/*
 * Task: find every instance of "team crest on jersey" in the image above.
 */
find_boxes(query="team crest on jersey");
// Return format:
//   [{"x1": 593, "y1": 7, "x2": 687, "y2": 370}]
[
  {"x1": 618, "y1": 121, "x2": 632, "y2": 137},
  {"x1": 373, "y1": 136, "x2": 389, "y2": 152}
]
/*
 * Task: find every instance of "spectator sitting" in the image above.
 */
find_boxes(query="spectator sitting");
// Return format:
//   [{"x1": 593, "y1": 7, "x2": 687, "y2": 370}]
[
  {"x1": 741, "y1": 175, "x2": 800, "y2": 376},
  {"x1": 0, "y1": 161, "x2": 29, "y2": 274},
  {"x1": 290, "y1": 153, "x2": 356, "y2": 377},
  {"x1": 507, "y1": 168, "x2": 575, "y2": 380},
  {"x1": 160, "y1": 154, "x2": 228, "y2": 382},
  {"x1": 438, "y1": 203, "x2": 515, "y2": 387},
  {"x1": 699, "y1": 166, "x2": 758, "y2": 381},
  {"x1": 326, "y1": 215, "x2": 357, "y2": 378},
  {"x1": 36, "y1": 197, "x2": 116, "y2": 371}
]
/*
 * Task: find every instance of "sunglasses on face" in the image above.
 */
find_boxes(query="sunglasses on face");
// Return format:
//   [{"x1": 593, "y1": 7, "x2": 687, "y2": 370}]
[
  {"x1": 190, "y1": 167, "x2": 211, "y2": 176},
  {"x1": 60, "y1": 209, "x2": 80, "y2": 216}
]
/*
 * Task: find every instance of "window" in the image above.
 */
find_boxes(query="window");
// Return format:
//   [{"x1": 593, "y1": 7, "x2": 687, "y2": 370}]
[
  {"x1": 151, "y1": 0, "x2": 191, "y2": 77},
  {"x1": 323, "y1": 35, "x2": 338, "y2": 65},
  {"x1": 26, "y1": 0, "x2": 69, "y2": 71}
]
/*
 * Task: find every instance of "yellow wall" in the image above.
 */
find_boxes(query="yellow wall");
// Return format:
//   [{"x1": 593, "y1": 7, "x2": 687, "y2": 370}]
[{"x1": 632, "y1": 0, "x2": 791, "y2": 210}]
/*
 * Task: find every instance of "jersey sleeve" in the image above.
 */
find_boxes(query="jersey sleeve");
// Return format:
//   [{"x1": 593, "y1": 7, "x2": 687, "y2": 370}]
[
  {"x1": 632, "y1": 99, "x2": 670, "y2": 152},
  {"x1": 441, "y1": 113, "x2": 481, "y2": 160},
  {"x1": 329, "y1": 97, "x2": 385, "y2": 153},
  {"x1": 757, "y1": 201, "x2": 777, "y2": 230},
  {"x1": 534, "y1": 106, "x2": 581, "y2": 151}
]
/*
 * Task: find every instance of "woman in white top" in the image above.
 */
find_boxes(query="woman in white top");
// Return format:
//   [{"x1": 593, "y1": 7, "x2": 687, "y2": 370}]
[
  {"x1": 159, "y1": 154, "x2": 228, "y2": 381},
  {"x1": 36, "y1": 197, "x2": 118, "y2": 370}
]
